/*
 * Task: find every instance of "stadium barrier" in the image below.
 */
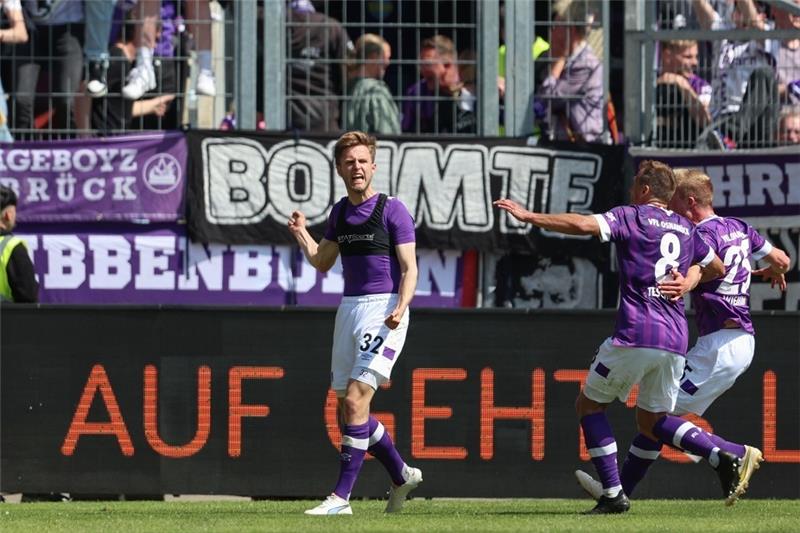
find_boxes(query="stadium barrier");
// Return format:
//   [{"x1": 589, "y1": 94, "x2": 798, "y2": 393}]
[{"x1": 2, "y1": 306, "x2": 797, "y2": 498}]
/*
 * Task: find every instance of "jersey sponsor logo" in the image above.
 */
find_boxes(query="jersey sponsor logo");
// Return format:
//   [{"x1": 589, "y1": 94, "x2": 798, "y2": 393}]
[{"x1": 337, "y1": 233, "x2": 375, "y2": 244}]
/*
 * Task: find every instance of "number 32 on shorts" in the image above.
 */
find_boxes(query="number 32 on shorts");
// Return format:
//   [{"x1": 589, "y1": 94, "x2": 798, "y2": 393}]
[{"x1": 359, "y1": 333, "x2": 385, "y2": 354}]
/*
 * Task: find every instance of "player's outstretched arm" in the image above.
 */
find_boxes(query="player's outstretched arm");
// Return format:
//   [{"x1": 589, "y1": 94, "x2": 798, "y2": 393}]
[
  {"x1": 493, "y1": 198, "x2": 600, "y2": 236},
  {"x1": 288, "y1": 210, "x2": 339, "y2": 272},
  {"x1": 753, "y1": 246, "x2": 791, "y2": 291},
  {"x1": 763, "y1": 247, "x2": 791, "y2": 274},
  {"x1": 385, "y1": 242, "x2": 417, "y2": 330}
]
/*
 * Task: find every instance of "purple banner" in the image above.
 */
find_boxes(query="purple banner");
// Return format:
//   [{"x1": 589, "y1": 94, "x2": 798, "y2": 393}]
[
  {"x1": 15, "y1": 224, "x2": 464, "y2": 307},
  {"x1": 630, "y1": 149, "x2": 799, "y2": 228},
  {"x1": 0, "y1": 132, "x2": 186, "y2": 223}
]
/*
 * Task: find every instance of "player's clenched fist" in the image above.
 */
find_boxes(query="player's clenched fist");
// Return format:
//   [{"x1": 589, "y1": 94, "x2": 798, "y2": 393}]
[{"x1": 288, "y1": 210, "x2": 306, "y2": 236}]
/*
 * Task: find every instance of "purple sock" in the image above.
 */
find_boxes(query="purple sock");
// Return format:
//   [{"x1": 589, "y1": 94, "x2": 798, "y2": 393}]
[
  {"x1": 620, "y1": 433, "x2": 663, "y2": 496},
  {"x1": 332, "y1": 421, "x2": 369, "y2": 500},
  {"x1": 705, "y1": 431, "x2": 746, "y2": 458},
  {"x1": 367, "y1": 416, "x2": 407, "y2": 486},
  {"x1": 580, "y1": 412, "x2": 622, "y2": 497},
  {"x1": 653, "y1": 415, "x2": 719, "y2": 463}
]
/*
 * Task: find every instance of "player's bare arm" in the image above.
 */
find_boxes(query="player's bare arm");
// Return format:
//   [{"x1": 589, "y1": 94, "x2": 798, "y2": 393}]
[
  {"x1": 753, "y1": 247, "x2": 791, "y2": 291},
  {"x1": 493, "y1": 198, "x2": 600, "y2": 236},
  {"x1": 698, "y1": 254, "x2": 724, "y2": 283},
  {"x1": 288, "y1": 210, "x2": 339, "y2": 272},
  {"x1": 385, "y1": 242, "x2": 417, "y2": 330},
  {"x1": 658, "y1": 265, "x2": 702, "y2": 302}
]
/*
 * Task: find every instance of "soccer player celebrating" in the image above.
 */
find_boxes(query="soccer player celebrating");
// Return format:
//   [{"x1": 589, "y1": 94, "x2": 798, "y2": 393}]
[
  {"x1": 495, "y1": 160, "x2": 728, "y2": 514},
  {"x1": 289, "y1": 131, "x2": 422, "y2": 515},
  {"x1": 576, "y1": 168, "x2": 790, "y2": 505}
]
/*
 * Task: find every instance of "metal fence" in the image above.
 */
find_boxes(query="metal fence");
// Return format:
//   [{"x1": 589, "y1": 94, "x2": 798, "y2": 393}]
[
  {"x1": 625, "y1": 0, "x2": 800, "y2": 150},
  {"x1": 0, "y1": 0, "x2": 616, "y2": 142}
]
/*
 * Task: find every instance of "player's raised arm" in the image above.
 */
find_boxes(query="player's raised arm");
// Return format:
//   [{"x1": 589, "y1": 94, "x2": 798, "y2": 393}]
[
  {"x1": 493, "y1": 198, "x2": 600, "y2": 236},
  {"x1": 385, "y1": 242, "x2": 417, "y2": 330},
  {"x1": 288, "y1": 210, "x2": 339, "y2": 272}
]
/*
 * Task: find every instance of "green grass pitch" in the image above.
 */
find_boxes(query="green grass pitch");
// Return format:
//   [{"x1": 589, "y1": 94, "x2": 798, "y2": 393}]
[{"x1": 1, "y1": 499, "x2": 799, "y2": 532}]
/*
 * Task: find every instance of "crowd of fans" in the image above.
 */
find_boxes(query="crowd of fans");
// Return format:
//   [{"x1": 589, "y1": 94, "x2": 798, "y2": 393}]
[
  {"x1": 655, "y1": 0, "x2": 800, "y2": 148},
  {"x1": 0, "y1": 0, "x2": 798, "y2": 147}
]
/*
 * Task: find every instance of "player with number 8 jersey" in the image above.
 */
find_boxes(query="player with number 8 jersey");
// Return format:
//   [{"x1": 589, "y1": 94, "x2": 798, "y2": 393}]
[
  {"x1": 288, "y1": 131, "x2": 422, "y2": 516},
  {"x1": 495, "y1": 160, "x2": 729, "y2": 514},
  {"x1": 603, "y1": 169, "x2": 792, "y2": 506}
]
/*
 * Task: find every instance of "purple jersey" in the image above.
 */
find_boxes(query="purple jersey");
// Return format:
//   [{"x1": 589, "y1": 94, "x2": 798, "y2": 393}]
[
  {"x1": 594, "y1": 205, "x2": 715, "y2": 355},
  {"x1": 692, "y1": 216, "x2": 771, "y2": 336},
  {"x1": 324, "y1": 194, "x2": 415, "y2": 296}
]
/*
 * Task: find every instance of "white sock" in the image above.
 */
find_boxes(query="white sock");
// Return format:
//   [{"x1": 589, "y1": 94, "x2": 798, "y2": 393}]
[
  {"x1": 709, "y1": 448, "x2": 720, "y2": 468},
  {"x1": 604, "y1": 486, "x2": 621, "y2": 498}
]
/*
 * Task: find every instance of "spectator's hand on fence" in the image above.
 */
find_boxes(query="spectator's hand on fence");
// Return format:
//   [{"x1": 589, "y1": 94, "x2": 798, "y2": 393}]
[{"x1": 153, "y1": 95, "x2": 176, "y2": 117}]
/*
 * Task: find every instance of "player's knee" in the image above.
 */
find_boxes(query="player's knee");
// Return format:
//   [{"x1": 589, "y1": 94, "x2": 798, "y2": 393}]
[{"x1": 342, "y1": 396, "x2": 363, "y2": 421}]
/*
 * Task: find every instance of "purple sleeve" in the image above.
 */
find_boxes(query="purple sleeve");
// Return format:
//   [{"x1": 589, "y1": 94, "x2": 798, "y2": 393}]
[
  {"x1": 385, "y1": 198, "x2": 416, "y2": 245},
  {"x1": 323, "y1": 201, "x2": 342, "y2": 242},
  {"x1": 401, "y1": 82, "x2": 420, "y2": 132},
  {"x1": 692, "y1": 231, "x2": 714, "y2": 266},
  {"x1": 748, "y1": 225, "x2": 767, "y2": 254},
  {"x1": 604, "y1": 205, "x2": 631, "y2": 242}
]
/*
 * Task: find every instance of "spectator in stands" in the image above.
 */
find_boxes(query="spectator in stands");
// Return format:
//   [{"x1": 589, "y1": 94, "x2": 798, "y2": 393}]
[
  {"x1": 0, "y1": 0, "x2": 28, "y2": 142},
  {"x1": 287, "y1": 0, "x2": 352, "y2": 132},
  {"x1": 84, "y1": 0, "x2": 116, "y2": 98},
  {"x1": 778, "y1": 105, "x2": 800, "y2": 143},
  {"x1": 122, "y1": 0, "x2": 216, "y2": 100},
  {"x1": 436, "y1": 48, "x2": 477, "y2": 134},
  {"x1": 699, "y1": 0, "x2": 780, "y2": 147},
  {"x1": 12, "y1": 0, "x2": 84, "y2": 138},
  {"x1": 343, "y1": 33, "x2": 400, "y2": 135},
  {"x1": 401, "y1": 34, "x2": 461, "y2": 133},
  {"x1": 655, "y1": 39, "x2": 712, "y2": 147},
  {"x1": 0, "y1": 185, "x2": 38, "y2": 303},
  {"x1": 536, "y1": 0, "x2": 603, "y2": 142},
  {"x1": 772, "y1": 0, "x2": 800, "y2": 104},
  {"x1": 86, "y1": 12, "x2": 175, "y2": 135}
]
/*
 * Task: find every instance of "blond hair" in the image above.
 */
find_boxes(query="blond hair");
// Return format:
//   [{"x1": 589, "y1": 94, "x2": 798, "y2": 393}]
[
  {"x1": 333, "y1": 130, "x2": 377, "y2": 165},
  {"x1": 352, "y1": 33, "x2": 388, "y2": 65},
  {"x1": 673, "y1": 168, "x2": 714, "y2": 207},
  {"x1": 420, "y1": 34, "x2": 455, "y2": 61},
  {"x1": 636, "y1": 160, "x2": 676, "y2": 203},
  {"x1": 662, "y1": 39, "x2": 698, "y2": 53}
]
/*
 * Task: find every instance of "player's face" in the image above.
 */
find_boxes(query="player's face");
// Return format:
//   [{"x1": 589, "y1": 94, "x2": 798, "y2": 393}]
[
  {"x1": 668, "y1": 193, "x2": 693, "y2": 221},
  {"x1": 337, "y1": 144, "x2": 376, "y2": 194}
]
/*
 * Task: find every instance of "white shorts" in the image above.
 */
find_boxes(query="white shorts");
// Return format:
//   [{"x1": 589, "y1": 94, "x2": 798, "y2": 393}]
[
  {"x1": 330, "y1": 293, "x2": 409, "y2": 396},
  {"x1": 583, "y1": 337, "x2": 685, "y2": 413},
  {"x1": 673, "y1": 329, "x2": 754, "y2": 416}
]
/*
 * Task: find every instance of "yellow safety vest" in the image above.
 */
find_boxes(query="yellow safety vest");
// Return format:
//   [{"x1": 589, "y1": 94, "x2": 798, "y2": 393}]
[{"x1": 0, "y1": 234, "x2": 25, "y2": 302}]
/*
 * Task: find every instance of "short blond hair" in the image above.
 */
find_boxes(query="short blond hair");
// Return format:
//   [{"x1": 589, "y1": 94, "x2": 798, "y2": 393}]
[
  {"x1": 421, "y1": 34, "x2": 455, "y2": 61},
  {"x1": 662, "y1": 39, "x2": 698, "y2": 53},
  {"x1": 352, "y1": 33, "x2": 388, "y2": 64},
  {"x1": 674, "y1": 168, "x2": 714, "y2": 207},
  {"x1": 334, "y1": 130, "x2": 377, "y2": 165}
]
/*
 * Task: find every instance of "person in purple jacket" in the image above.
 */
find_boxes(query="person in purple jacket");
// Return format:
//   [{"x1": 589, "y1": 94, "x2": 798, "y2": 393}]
[
  {"x1": 495, "y1": 160, "x2": 728, "y2": 514},
  {"x1": 575, "y1": 168, "x2": 791, "y2": 506},
  {"x1": 288, "y1": 131, "x2": 422, "y2": 516}
]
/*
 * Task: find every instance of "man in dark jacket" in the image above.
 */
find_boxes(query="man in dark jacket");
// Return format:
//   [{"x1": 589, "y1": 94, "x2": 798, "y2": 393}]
[{"x1": 0, "y1": 185, "x2": 38, "y2": 303}]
